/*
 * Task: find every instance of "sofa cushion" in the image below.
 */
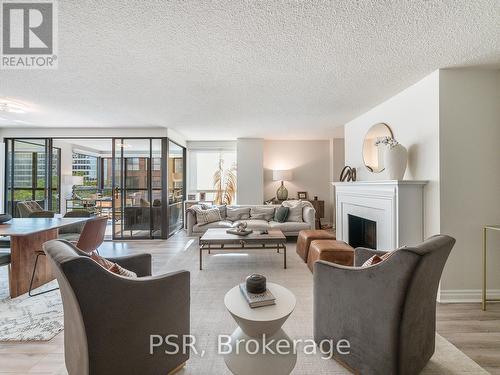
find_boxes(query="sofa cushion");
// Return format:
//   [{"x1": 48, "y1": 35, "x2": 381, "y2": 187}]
[
  {"x1": 269, "y1": 221, "x2": 310, "y2": 232},
  {"x1": 234, "y1": 220, "x2": 270, "y2": 231},
  {"x1": 250, "y1": 206, "x2": 275, "y2": 221},
  {"x1": 274, "y1": 206, "x2": 289, "y2": 223},
  {"x1": 192, "y1": 220, "x2": 233, "y2": 233},
  {"x1": 226, "y1": 207, "x2": 251, "y2": 221}
]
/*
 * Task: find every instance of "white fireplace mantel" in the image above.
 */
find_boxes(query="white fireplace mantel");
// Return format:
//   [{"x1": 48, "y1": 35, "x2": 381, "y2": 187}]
[{"x1": 332, "y1": 180, "x2": 427, "y2": 250}]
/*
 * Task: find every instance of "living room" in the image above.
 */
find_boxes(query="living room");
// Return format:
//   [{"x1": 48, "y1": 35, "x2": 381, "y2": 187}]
[{"x1": 0, "y1": 1, "x2": 499, "y2": 374}]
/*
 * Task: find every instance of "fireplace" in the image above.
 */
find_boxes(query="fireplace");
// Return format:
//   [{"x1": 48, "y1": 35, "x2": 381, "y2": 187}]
[{"x1": 348, "y1": 214, "x2": 377, "y2": 249}]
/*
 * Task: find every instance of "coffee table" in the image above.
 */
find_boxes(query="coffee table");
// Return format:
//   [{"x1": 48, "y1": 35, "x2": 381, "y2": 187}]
[
  {"x1": 199, "y1": 228, "x2": 287, "y2": 270},
  {"x1": 223, "y1": 282, "x2": 297, "y2": 375}
]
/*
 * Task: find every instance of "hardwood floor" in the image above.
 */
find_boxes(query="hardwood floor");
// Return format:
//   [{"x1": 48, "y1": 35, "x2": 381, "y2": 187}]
[
  {"x1": 437, "y1": 302, "x2": 500, "y2": 374},
  {"x1": 0, "y1": 232, "x2": 499, "y2": 374}
]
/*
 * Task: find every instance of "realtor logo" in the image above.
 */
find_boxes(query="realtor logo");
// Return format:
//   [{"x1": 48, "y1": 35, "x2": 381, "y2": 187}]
[{"x1": 1, "y1": 0, "x2": 58, "y2": 69}]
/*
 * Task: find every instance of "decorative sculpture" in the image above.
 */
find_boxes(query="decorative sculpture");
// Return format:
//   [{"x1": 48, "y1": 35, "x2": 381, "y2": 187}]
[{"x1": 339, "y1": 166, "x2": 357, "y2": 182}]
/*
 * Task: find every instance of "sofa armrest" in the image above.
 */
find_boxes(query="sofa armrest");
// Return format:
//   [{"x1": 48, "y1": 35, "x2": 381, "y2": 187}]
[
  {"x1": 186, "y1": 210, "x2": 197, "y2": 236},
  {"x1": 61, "y1": 257, "x2": 190, "y2": 374},
  {"x1": 303, "y1": 206, "x2": 316, "y2": 229},
  {"x1": 106, "y1": 253, "x2": 152, "y2": 277},
  {"x1": 354, "y1": 247, "x2": 389, "y2": 266},
  {"x1": 313, "y1": 252, "x2": 419, "y2": 373}
]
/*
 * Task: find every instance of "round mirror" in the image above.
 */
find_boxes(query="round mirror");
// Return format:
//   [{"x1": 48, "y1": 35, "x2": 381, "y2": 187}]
[{"x1": 362, "y1": 123, "x2": 394, "y2": 173}]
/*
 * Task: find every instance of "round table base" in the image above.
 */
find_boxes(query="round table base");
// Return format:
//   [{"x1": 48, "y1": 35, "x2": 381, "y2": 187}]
[{"x1": 223, "y1": 327, "x2": 297, "y2": 375}]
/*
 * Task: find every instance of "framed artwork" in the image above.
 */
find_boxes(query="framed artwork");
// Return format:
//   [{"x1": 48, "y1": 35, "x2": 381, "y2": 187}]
[
  {"x1": 297, "y1": 191, "x2": 308, "y2": 200},
  {"x1": 188, "y1": 194, "x2": 196, "y2": 200}
]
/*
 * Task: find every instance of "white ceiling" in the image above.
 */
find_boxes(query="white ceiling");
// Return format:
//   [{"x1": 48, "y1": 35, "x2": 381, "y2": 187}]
[{"x1": 0, "y1": 0, "x2": 499, "y2": 140}]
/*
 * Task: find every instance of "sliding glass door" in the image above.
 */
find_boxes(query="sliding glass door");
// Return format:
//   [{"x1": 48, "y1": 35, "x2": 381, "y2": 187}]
[{"x1": 5, "y1": 138, "x2": 61, "y2": 216}]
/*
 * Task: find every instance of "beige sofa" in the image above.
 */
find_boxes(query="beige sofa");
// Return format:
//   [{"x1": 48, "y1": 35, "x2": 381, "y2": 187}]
[{"x1": 186, "y1": 203, "x2": 316, "y2": 237}]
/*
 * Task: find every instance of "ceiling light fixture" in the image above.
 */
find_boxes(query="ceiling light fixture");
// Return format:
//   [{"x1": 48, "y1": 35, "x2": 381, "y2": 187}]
[{"x1": 0, "y1": 98, "x2": 30, "y2": 114}]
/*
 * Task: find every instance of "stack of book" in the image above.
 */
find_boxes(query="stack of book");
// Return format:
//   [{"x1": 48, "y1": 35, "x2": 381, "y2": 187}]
[{"x1": 239, "y1": 283, "x2": 276, "y2": 308}]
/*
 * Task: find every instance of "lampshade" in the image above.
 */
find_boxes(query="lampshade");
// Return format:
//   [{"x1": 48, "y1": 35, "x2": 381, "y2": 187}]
[{"x1": 273, "y1": 170, "x2": 293, "y2": 181}]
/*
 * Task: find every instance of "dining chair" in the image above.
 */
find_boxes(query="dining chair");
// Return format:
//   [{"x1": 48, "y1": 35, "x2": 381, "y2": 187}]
[
  {"x1": 74, "y1": 216, "x2": 108, "y2": 254},
  {"x1": 29, "y1": 216, "x2": 107, "y2": 297}
]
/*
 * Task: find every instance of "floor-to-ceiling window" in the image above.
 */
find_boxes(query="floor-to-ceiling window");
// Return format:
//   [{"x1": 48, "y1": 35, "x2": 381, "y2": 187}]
[
  {"x1": 5, "y1": 139, "x2": 61, "y2": 216},
  {"x1": 168, "y1": 140, "x2": 185, "y2": 235},
  {"x1": 187, "y1": 143, "x2": 237, "y2": 204},
  {"x1": 4, "y1": 137, "x2": 185, "y2": 239},
  {"x1": 112, "y1": 138, "x2": 185, "y2": 239}
]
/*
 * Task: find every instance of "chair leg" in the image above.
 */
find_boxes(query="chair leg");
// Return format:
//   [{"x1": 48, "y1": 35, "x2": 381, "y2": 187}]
[{"x1": 29, "y1": 253, "x2": 59, "y2": 297}]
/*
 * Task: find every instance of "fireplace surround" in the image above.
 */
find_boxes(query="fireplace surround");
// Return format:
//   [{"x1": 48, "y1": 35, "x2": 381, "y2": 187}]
[{"x1": 333, "y1": 180, "x2": 427, "y2": 250}]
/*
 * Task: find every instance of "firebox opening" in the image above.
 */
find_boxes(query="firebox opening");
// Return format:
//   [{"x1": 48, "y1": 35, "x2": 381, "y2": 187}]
[{"x1": 348, "y1": 214, "x2": 377, "y2": 249}]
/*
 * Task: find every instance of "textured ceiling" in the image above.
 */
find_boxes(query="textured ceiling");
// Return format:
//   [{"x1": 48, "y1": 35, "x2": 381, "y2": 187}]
[{"x1": 0, "y1": 0, "x2": 499, "y2": 140}]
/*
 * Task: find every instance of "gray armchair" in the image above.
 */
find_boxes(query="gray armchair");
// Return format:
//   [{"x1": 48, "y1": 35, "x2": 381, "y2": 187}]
[
  {"x1": 313, "y1": 235, "x2": 455, "y2": 375},
  {"x1": 43, "y1": 239, "x2": 190, "y2": 375}
]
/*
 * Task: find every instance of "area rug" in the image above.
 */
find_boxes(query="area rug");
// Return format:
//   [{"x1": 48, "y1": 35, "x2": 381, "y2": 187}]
[
  {"x1": 0, "y1": 275, "x2": 63, "y2": 342},
  {"x1": 158, "y1": 240, "x2": 487, "y2": 374}
]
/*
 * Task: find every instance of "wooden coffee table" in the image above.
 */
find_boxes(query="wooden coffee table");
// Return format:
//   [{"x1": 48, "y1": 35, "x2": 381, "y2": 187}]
[{"x1": 199, "y1": 228, "x2": 287, "y2": 270}]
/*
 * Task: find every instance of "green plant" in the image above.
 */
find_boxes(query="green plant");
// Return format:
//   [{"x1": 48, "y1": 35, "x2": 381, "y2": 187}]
[{"x1": 213, "y1": 159, "x2": 236, "y2": 205}]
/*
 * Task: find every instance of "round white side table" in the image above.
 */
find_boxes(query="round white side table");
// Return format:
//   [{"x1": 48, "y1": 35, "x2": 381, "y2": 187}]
[{"x1": 223, "y1": 282, "x2": 297, "y2": 375}]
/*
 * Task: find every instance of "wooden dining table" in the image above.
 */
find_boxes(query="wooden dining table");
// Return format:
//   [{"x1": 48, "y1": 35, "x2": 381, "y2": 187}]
[{"x1": 0, "y1": 217, "x2": 90, "y2": 298}]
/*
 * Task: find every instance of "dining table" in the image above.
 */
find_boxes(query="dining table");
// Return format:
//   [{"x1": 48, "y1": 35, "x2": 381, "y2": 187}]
[{"x1": 0, "y1": 217, "x2": 90, "y2": 298}]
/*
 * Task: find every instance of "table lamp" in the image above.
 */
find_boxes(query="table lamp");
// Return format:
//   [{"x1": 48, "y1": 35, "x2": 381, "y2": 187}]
[{"x1": 273, "y1": 170, "x2": 293, "y2": 200}]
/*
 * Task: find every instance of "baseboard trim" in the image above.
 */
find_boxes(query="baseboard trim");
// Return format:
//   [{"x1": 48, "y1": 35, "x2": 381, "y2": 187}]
[{"x1": 438, "y1": 289, "x2": 500, "y2": 303}]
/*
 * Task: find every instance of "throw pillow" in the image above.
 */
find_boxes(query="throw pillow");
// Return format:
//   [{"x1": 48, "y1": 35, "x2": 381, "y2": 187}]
[
  {"x1": 250, "y1": 206, "x2": 275, "y2": 221},
  {"x1": 362, "y1": 252, "x2": 392, "y2": 267},
  {"x1": 195, "y1": 207, "x2": 222, "y2": 225},
  {"x1": 282, "y1": 200, "x2": 305, "y2": 222},
  {"x1": 90, "y1": 252, "x2": 137, "y2": 278},
  {"x1": 274, "y1": 206, "x2": 289, "y2": 223},
  {"x1": 109, "y1": 263, "x2": 138, "y2": 278},
  {"x1": 226, "y1": 207, "x2": 251, "y2": 221}
]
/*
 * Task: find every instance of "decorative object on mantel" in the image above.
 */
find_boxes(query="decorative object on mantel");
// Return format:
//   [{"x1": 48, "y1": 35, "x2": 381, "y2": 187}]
[
  {"x1": 339, "y1": 166, "x2": 357, "y2": 182},
  {"x1": 297, "y1": 191, "x2": 308, "y2": 200},
  {"x1": 381, "y1": 137, "x2": 408, "y2": 180},
  {"x1": 273, "y1": 170, "x2": 293, "y2": 200},
  {"x1": 0, "y1": 214, "x2": 12, "y2": 224},
  {"x1": 363, "y1": 122, "x2": 394, "y2": 173}
]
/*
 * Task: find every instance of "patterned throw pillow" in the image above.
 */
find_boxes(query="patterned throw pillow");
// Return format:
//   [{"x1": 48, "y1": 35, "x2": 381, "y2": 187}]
[
  {"x1": 226, "y1": 207, "x2": 251, "y2": 221},
  {"x1": 195, "y1": 207, "x2": 222, "y2": 225},
  {"x1": 90, "y1": 252, "x2": 137, "y2": 278},
  {"x1": 362, "y1": 252, "x2": 392, "y2": 267},
  {"x1": 250, "y1": 207, "x2": 276, "y2": 221}
]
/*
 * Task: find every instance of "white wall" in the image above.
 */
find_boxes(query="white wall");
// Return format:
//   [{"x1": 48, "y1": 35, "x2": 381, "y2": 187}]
[
  {"x1": 439, "y1": 69, "x2": 500, "y2": 297},
  {"x1": 344, "y1": 71, "x2": 441, "y2": 238},
  {"x1": 236, "y1": 138, "x2": 264, "y2": 204},
  {"x1": 263, "y1": 140, "x2": 333, "y2": 223},
  {"x1": 330, "y1": 137, "x2": 345, "y2": 228}
]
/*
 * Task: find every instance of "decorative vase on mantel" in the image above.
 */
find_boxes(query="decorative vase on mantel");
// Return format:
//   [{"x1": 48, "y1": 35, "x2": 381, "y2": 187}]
[{"x1": 384, "y1": 142, "x2": 408, "y2": 180}]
